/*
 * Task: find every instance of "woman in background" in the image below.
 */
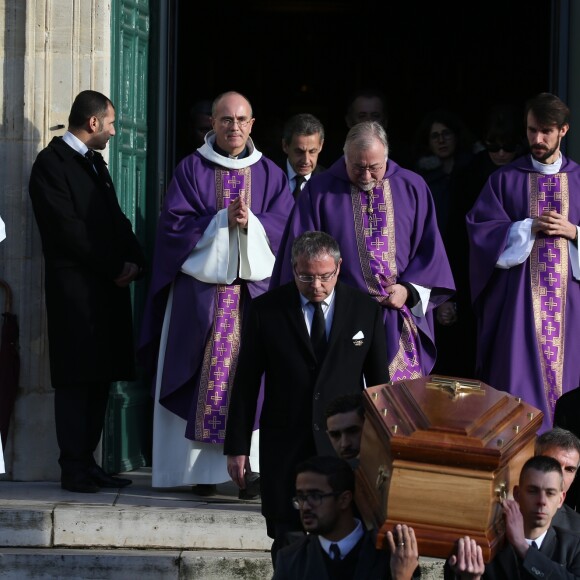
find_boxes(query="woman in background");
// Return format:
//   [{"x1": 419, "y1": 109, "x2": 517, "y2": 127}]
[{"x1": 433, "y1": 104, "x2": 525, "y2": 377}]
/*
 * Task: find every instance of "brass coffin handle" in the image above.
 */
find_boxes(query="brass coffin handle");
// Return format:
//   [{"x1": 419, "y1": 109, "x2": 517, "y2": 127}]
[
  {"x1": 495, "y1": 482, "x2": 507, "y2": 501},
  {"x1": 376, "y1": 465, "x2": 389, "y2": 489}
]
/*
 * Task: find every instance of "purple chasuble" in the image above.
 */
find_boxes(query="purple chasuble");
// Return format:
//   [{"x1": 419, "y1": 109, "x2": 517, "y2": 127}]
[
  {"x1": 467, "y1": 155, "x2": 580, "y2": 432},
  {"x1": 356, "y1": 184, "x2": 421, "y2": 380},
  {"x1": 138, "y1": 146, "x2": 294, "y2": 441},
  {"x1": 270, "y1": 157, "x2": 455, "y2": 378}
]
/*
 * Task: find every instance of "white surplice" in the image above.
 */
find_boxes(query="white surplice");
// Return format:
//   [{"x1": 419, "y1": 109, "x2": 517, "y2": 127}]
[{"x1": 151, "y1": 199, "x2": 272, "y2": 487}]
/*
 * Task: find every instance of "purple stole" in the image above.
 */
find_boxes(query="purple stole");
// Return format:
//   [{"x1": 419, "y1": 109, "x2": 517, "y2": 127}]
[
  {"x1": 530, "y1": 173, "x2": 569, "y2": 421},
  {"x1": 352, "y1": 180, "x2": 422, "y2": 381},
  {"x1": 194, "y1": 169, "x2": 249, "y2": 444}
]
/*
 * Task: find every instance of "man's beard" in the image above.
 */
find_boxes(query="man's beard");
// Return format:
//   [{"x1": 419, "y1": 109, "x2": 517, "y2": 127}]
[
  {"x1": 531, "y1": 138, "x2": 560, "y2": 163},
  {"x1": 359, "y1": 180, "x2": 376, "y2": 192}
]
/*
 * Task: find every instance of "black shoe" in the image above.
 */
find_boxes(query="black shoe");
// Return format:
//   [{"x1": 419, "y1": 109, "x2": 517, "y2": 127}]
[
  {"x1": 61, "y1": 477, "x2": 100, "y2": 493},
  {"x1": 239, "y1": 475, "x2": 260, "y2": 500},
  {"x1": 192, "y1": 484, "x2": 217, "y2": 497},
  {"x1": 88, "y1": 465, "x2": 132, "y2": 488},
  {"x1": 238, "y1": 488, "x2": 261, "y2": 500}
]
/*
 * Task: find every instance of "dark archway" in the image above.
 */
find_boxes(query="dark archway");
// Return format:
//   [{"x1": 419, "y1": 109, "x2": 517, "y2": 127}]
[{"x1": 173, "y1": 0, "x2": 551, "y2": 168}]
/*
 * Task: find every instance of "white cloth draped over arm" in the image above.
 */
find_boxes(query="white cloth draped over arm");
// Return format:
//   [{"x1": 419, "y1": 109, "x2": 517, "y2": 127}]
[
  {"x1": 180, "y1": 208, "x2": 275, "y2": 283},
  {"x1": 409, "y1": 283, "x2": 431, "y2": 317},
  {"x1": 496, "y1": 219, "x2": 580, "y2": 280}
]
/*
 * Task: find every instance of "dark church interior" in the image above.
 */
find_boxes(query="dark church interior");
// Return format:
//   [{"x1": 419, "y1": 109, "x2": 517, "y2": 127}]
[{"x1": 172, "y1": 0, "x2": 551, "y2": 168}]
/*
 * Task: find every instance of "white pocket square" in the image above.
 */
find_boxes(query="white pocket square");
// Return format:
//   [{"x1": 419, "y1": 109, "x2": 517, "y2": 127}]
[{"x1": 352, "y1": 331, "x2": 364, "y2": 340}]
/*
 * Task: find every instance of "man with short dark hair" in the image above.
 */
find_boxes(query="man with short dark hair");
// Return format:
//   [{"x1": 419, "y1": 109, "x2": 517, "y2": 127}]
[
  {"x1": 225, "y1": 231, "x2": 389, "y2": 562},
  {"x1": 467, "y1": 92, "x2": 580, "y2": 432},
  {"x1": 535, "y1": 427, "x2": 580, "y2": 529},
  {"x1": 325, "y1": 393, "x2": 365, "y2": 461},
  {"x1": 29, "y1": 90, "x2": 145, "y2": 492},
  {"x1": 446, "y1": 455, "x2": 580, "y2": 579},
  {"x1": 555, "y1": 388, "x2": 580, "y2": 509},
  {"x1": 274, "y1": 455, "x2": 420, "y2": 580},
  {"x1": 281, "y1": 113, "x2": 325, "y2": 199}
]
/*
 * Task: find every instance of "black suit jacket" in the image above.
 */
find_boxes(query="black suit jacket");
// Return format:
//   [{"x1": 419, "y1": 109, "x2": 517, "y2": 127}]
[
  {"x1": 272, "y1": 529, "x2": 391, "y2": 580},
  {"x1": 29, "y1": 137, "x2": 145, "y2": 385},
  {"x1": 553, "y1": 505, "x2": 580, "y2": 534},
  {"x1": 224, "y1": 281, "x2": 389, "y2": 524},
  {"x1": 445, "y1": 526, "x2": 580, "y2": 579},
  {"x1": 554, "y1": 388, "x2": 580, "y2": 510}
]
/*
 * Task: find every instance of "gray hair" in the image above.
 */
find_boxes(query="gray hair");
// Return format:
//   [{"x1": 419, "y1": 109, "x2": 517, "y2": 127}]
[
  {"x1": 343, "y1": 121, "x2": 389, "y2": 160},
  {"x1": 536, "y1": 427, "x2": 580, "y2": 458},
  {"x1": 282, "y1": 113, "x2": 325, "y2": 144},
  {"x1": 291, "y1": 231, "x2": 341, "y2": 266}
]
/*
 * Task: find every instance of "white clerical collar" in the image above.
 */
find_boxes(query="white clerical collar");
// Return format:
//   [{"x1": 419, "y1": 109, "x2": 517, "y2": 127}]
[
  {"x1": 526, "y1": 529, "x2": 548, "y2": 549},
  {"x1": 63, "y1": 131, "x2": 90, "y2": 156},
  {"x1": 531, "y1": 153, "x2": 562, "y2": 175},
  {"x1": 198, "y1": 131, "x2": 262, "y2": 169},
  {"x1": 318, "y1": 519, "x2": 364, "y2": 559}
]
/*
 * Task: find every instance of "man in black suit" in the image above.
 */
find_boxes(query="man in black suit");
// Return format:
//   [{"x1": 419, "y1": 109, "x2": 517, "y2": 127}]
[
  {"x1": 29, "y1": 90, "x2": 145, "y2": 493},
  {"x1": 535, "y1": 428, "x2": 580, "y2": 529},
  {"x1": 224, "y1": 231, "x2": 389, "y2": 561},
  {"x1": 281, "y1": 114, "x2": 326, "y2": 199},
  {"x1": 555, "y1": 388, "x2": 580, "y2": 510},
  {"x1": 446, "y1": 455, "x2": 580, "y2": 579},
  {"x1": 273, "y1": 455, "x2": 420, "y2": 580}
]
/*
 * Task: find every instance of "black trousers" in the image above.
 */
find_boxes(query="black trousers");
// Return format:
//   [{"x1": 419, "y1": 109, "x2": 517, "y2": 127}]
[
  {"x1": 54, "y1": 381, "x2": 110, "y2": 480},
  {"x1": 267, "y1": 518, "x2": 305, "y2": 567}
]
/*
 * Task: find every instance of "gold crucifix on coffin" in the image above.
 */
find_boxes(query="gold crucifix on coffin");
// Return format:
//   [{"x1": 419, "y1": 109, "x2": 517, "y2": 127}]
[{"x1": 425, "y1": 375, "x2": 485, "y2": 400}]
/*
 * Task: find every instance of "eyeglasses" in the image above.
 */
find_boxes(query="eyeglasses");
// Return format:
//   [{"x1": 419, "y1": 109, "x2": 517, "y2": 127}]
[
  {"x1": 292, "y1": 492, "x2": 340, "y2": 509},
  {"x1": 350, "y1": 163, "x2": 385, "y2": 175},
  {"x1": 218, "y1": 116, "x2": 252, "y2": 128},
  {"x1": 485, "y1": 142, "x2": 518, "y2": 153},
  {"x1": 294, "y1": 265, "x2": 338, "y2": 283},
  {"x1": 430, "y1": 129, "x2": 454, "y2": 141}
]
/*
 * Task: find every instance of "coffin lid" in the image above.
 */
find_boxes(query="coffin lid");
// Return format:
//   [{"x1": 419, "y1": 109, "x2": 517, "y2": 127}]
[{"x1": 364, "y1": 376, "x2": 543, "y2": 470}]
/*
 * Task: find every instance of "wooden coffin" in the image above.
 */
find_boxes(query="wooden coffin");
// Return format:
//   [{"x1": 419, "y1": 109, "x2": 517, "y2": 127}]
[{"x1": 355, "y1": 376, "x2": 543, "y2": 562}]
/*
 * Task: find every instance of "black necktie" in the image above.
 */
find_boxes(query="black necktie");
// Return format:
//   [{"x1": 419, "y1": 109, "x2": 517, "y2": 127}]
[
  {"x1": 531, "y1": 540, "x2": 539, "y2": 550},
  {"x1": 329, "y1": 543, "x2": 341, "y2": 560},
  {"x1": 293, "y1": 175, "x2": 306, "y2": 199},
  {"x1": 310, "y1": 301, "x2": 327, "y2": 361}
]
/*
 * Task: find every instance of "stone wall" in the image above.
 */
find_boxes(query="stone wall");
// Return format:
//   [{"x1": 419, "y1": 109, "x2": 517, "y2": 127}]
[{"x1": 0, "y1": 0, "x2": 111, "y2": 480}]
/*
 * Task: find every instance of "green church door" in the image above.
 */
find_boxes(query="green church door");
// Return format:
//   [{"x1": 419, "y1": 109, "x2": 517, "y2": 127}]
[{"x1": 104, "y1": 0, "x2": 152, "y2": 473}]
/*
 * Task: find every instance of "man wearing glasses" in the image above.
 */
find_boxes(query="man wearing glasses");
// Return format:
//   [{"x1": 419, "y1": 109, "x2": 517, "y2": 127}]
[
  {"x1": 139, "y1": 91, "x2": 293, "y2": 497},
  {"x1": 272, "y1": 121, "x2": 454, "y2": 382},
  {"x1": 274, "y1": 455, "x2": 420, "y2": 579},
  {"x1": 225, "y1": 231, "x2": 389, "y2": 564}
]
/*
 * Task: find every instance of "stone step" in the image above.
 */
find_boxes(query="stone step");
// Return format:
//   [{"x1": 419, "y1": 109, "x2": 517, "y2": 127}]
[
  {"x1": 0, "y1": 548, "x2": 273, "y2": 580},
  {"x1": 0, "y1": 472, "x2": 445, "y2": 578},
  {"x1": 0, "y1": 547, "x2": 445, "y2": 579},
  {"x1": 0, "y1": 501, "x2": 270, "y2": 550}
]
